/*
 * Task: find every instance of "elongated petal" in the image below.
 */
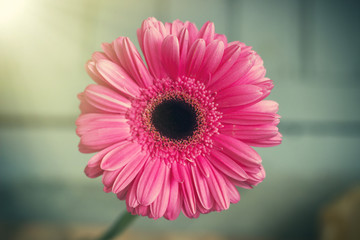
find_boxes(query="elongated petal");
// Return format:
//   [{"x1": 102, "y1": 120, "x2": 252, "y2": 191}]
[
  {"x1": 143, "y1": 28, "x2": 166, "y2": 79},
  {"x1": 76, "y1": 113, "x2": 127, "y2": 136},
  {"x1": 208, "y1": 150, "x2": 249, "y2": 181},
  {"x1": 112, "y1": 153, "x2": 148, "y2": 193},
  {"x1": 137, "y1": 159, "x2": 167, "y2": 206},
  {"x1": 100, "y1": 141, "x2": 143, "y2": 171},
  {"x1": 84, "y1": 84, "x2": 131, "y2": 113},
  {"x1": 114, "y1": 37, "x2": 153, "y2": 87},
  {"x1": 198, "y1": 40, "x2": 224, "y2": 83},
  {"x1": 96, "y1": 60, "x2": 140, "y2": 97},
  {"x1": 213, "y1": 134, "x2": 262, "y2": 167},
  {"x1": 191, "y1": 165, "x2": 214, "y2": 209},
  {"x1": 204, "y1": 161, "x2": 230, "y2": 210},
  {"x1": 216, "y1": 85, "x2": 263, "y2": 108},
  {"x1": 221, "y1": 124, "x2": 279, "y2": 140},
  {"x1": 197, "y1": 21, "x2": 215, "y2": 45},
  {"x1": 185, "y1": 39, "x2": 206, "y2": 77},
  {"x1": 207, "y1": 44, "x2": 241, "y2": 86},
  {"x1": 178, "y1": 28, "x2": 189, "y2": 75},
  {"x1": 179, "y1": 164, "x2": 196, "y2": 215},
  {"x1": 161, "y1": 35, "x2": 180, "y2": 79},
  {"x1": 150, "y1": 166, "x2": 170, "y2": 219},
  {"x1": 79, "y1": 127, "x2": 130, "y2": 152},
  {"x1": 164, "y1": 179, "x2": 181, "y2": 220},
  {"x1": 209, "y1": 56, "x2": 252, "y2": 92},
  {"x1": 244, "y1": 132, "x2": 282, "y2": 147}
]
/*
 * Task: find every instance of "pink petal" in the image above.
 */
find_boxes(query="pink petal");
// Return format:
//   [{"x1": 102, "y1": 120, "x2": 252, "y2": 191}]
[
  {"x1": 214, "y1": 33, "x2": 228, "y2": 46},
  {"x1": 178, "y1": 28, "x2": 189, "y2": 76},
  {"x1": 164, "y1": 179, "x2": 181, "y2": 220},
  {"x1": 76, "y1": 113, "x2": 127, "y2": 136},
  {"x1": 183, "y1": 21, "x2": 199, "y2": 47},
  {"x1": 179, "y1": 164, "x2": 197, "y2": 215},
  {"x1": 216, "y1": 85, "x2": 263, "y2": 108},
  {"x1": 185, "y1": 39, "x2": 206, "y2": 77},
  {"x1": 126, "y1": 173, "x2": 142, "y2": 208},
  {"x1": 208, "y1": 150, "x2": 249, "y2": 181},
  {"x1": 196, "y1": 155, "x2": 211, "y2": 178},
  {"x1": 85, "y1": 60, "x2": 106, "y2": 86},
  {"x1": 208, "y1": 56, "x2": 253, "y2": 92},
  {"x1": 244, "y1": 132, "x2": 282, "y2": 147},
  {"x1": 84, "y1": 84, "x2": 131, "y2": 114},
  {"x1": 224, "y1": 178, "x2": 240, "y2": 204},
  {"x1": 78, "y1": 92, "x2": 103, "y2": 114},
  {"x1": 112, "y1": 153, "x2": 148, "y2": 193},
  {"x1": 143, "y1": 28, "x2": 166, "y2": 79},
  {"x1": 207, "y1": 44, "x2": 241, "y2": 86},
  {"x1": 96, "y1": 59, "x2": 140, "y2": 98},
  {"x1": 136, "y1": 159, "x2": 167, "y2": 206},
  {"x1": 79, "y1": 126, "x2": 130, "y2": 153},
  {"x1": 198, "y1": 40, "x2": 225, "y2": 83},
  {"x1": 190, "y1": 164, "x2": 214, "y2": 210},
  {"x1": 221, "y1": 124, "x2": 279, "y2": 140},
  {"x1": 100, "y1": 141, "x2": 143, "y2": 171},
  {"x1": 170, "y1": 19, "x2": 185, "y2": 35},
  {"x1": 221, "y1": 112, "x2": 280, "y2": 126},
  {"x1": 84, "y1": 165, "x2": 103, "y2": 178},
  {"x1": 102, "y1": 169, "x2": 121, "y2": 189},
  {"x1": 150, "y1": 166, "x2": 171, "y2": 219},
  {"x1": 113, "y1": 37, "x2": 153, "y2": 87},
  {"x1": 203, "y1": 161, "x2": 230, "y2": 210},
  {"x1": 161, "y1": 35, "x2": 180, "y2": 80},
  {"x1": 101, "y1": 42, "x2": 120, "y2": 65},
  {"x1": 197, "y1": 21, "x2": 215, "y2": 45},
  {"x1": 213, "y1": 134, "x2": 262, "y2": 167},
  {"x1": 171, "y1": 162, "x2": 184, "y2": 182}
]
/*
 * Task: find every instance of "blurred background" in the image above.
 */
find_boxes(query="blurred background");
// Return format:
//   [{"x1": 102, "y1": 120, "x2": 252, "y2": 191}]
[{"x1": 1, "y1": 0, "x2": 359, "y2": 239}]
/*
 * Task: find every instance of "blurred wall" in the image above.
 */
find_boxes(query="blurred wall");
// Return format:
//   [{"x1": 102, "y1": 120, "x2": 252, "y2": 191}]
[{"x1": 0, "y1": 0, "x2": 359, "y2": 239}]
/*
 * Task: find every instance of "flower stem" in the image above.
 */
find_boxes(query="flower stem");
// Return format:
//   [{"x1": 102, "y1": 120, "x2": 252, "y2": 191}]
[{"x1": 98, "y1": 211, "x2": 137, "y2": 240}]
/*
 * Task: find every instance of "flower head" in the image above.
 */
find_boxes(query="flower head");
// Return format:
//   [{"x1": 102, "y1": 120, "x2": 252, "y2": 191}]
[{"x1": 76, "y1": 17, "x2": 282, "y2": 220}]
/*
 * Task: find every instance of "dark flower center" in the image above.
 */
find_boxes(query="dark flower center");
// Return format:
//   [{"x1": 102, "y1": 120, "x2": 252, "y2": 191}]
[{"x1": 151, "y1": 99, "x2": 198, "y2": 140}]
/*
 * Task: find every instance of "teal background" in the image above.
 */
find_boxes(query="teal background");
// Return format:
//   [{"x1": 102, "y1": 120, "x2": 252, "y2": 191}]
[{"x1": 1, "y1": 0, "x2": 359, "y2": 239}]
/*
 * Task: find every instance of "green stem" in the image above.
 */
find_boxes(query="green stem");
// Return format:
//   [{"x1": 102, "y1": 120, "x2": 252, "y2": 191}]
[{"x1": 98, "y1": 211, "x2": 138, "y2": 240}]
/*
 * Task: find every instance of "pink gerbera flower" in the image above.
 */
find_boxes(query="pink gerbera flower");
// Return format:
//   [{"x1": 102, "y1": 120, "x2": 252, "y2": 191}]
[{"x1": 76, "y1": 17, "x2": 282, "y2": 220}]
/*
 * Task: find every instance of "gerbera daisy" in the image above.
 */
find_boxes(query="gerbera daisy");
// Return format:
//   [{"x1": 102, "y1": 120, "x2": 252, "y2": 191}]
[{"x1": 76, "y1": 17, "x2": 281, "y2": 220}]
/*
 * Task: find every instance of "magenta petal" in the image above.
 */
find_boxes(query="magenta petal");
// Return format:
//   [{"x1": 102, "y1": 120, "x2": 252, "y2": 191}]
[
  {"x1": 209, "y1": 56, "x2": 253, "y2": 92},
  {"x1": 84, "y1": 84, "x2": 131, "y2": 114},
  {"x1": 224, "y1": 178, "x2": 240, "y2": 204},
  {"x1": 244, "y1": 132, "x2": 283, "y2": 147},
  {"x1": 84, "y1": 165, "x2": 103, "y2": 178},
  {"x1": 76, "y1": 113, "x2": 127, "y2": 136},
  {"x1": 213, "y1": 134, "x2": 262, "y2": 167},
  {"x1": 197, "y1": 21, "x2": 215, "y2": 45},
  {"x1": 208, "y1": 150, "x2": 249, "y2": 181},
  {"x1": 183, "y1": 21, "x2": 199, "y2": 46},
  {"x1": 143, "y1": 28, "x2": 166, "y2": 79},
  {"x1": 101, "y1": 42, "x2": 120, "y2": 65},
  {"x1": 126, "y1": 174, "x2": 142, "y2": 208},
  {"x1": 191, "y1": 165, "x2": 214, "y2": 209},
  {"x1": 221, "y1": 124, "x2": 279, "y2": 140},
  {"x1": 136, "y1": 159, "x2": 167, "y2": 206},
  {"x1": 100, "y1": 141, "x2": 143, "y2": 171},
  {"x1": 207, "y1": 44, "x2": 241, "y2": 86},
  {"x1": 185, "y1": 39, "x2": 206, "y2": 77},
  {"x1": 178, "y1": 28, "x2": 189, "y2": 76},
  {"x1": 164, "y1": 179, "x2": 181, "y2": 220},
  {"x1": 112, "y1": 154, "x2": 148, "y2": 193},
  {"x1": 150, "y1": 166, "x2": 171, "y2": 219},
  {"x1": 179, "y1": 164, "x2": 197, "y2": 215},
  {"x1": 204, "y1": 161, "x2": 230, "y2": 210},
  {"x1": 216, "y1": 85, "x2": 263, "y2": 108},
  {"x1": 114, "y1": 37, "x2": 153, "y2": 87},
  {"x1": 161, "y1": 35, "x2": 180, "y2": 80},
  {"x1": 198, "y1": 40, "x2": 225, "y2": 83},
  {"x1": 96, "y1": 59, "x2": 140, "y2": 98}
]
